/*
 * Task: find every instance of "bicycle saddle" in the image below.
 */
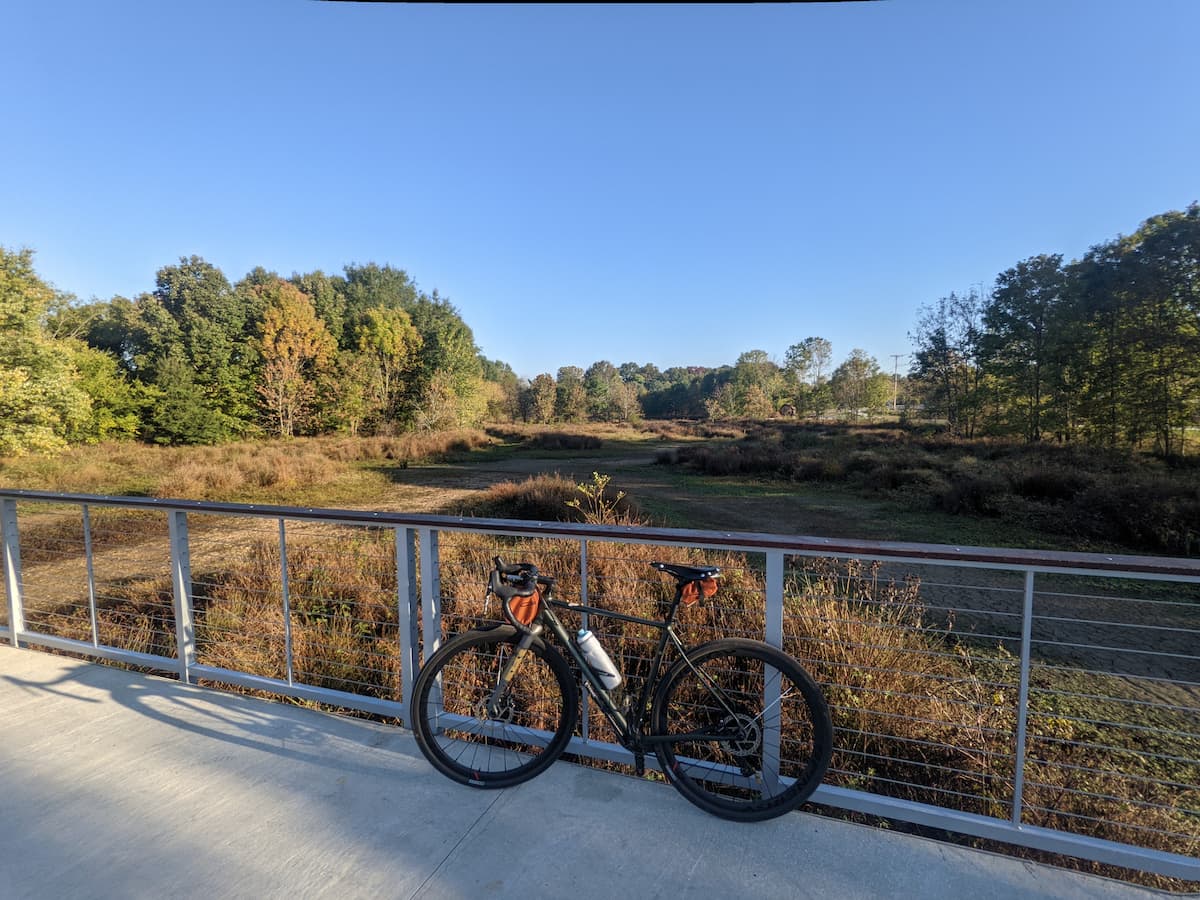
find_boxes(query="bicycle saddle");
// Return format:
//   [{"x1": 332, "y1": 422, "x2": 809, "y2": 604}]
[{"x1": 651, "y1": 561, "x2": 721, "y2": 582}]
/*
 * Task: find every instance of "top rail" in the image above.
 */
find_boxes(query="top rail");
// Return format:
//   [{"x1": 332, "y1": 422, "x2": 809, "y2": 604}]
[{"x1": 3, "y1": 488, "x2": 1199, "y2": 580}]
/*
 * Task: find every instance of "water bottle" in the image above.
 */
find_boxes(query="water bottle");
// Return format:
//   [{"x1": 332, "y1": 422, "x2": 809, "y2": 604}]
[{"x1": 576, "y1": 629, "x2": 622, "y2": 690}]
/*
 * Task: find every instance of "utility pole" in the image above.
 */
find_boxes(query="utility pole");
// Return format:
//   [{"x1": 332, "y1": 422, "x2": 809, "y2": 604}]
[{"x1": 890, "y1": 353, "x2": 905, "y2": 414}]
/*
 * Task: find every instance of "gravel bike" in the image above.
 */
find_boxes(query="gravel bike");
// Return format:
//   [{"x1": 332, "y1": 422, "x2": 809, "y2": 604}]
[{"x1": 409, "y1": 557, "x2": 832, "y2": 821}]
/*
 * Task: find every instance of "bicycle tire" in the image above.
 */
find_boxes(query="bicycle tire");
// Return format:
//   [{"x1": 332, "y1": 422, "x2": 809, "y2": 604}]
[
  {"x1": 410, "y1": 625, "x2": 578, "y2": 789},
  {"x1": 650, "y1": 638, "x2": 832, "y2": 822}
]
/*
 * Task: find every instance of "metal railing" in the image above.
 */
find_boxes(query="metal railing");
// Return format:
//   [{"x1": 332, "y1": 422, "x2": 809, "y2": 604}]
[{"x1": 2, "y1": 488, "x2": 1199, "y2": 880}]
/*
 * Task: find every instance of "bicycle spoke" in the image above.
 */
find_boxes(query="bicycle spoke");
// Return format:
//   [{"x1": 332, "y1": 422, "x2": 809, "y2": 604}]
[
  {"x1": 412, "y1": 628, "x2": 576, "y2": 787},
  {"x1": 652, "y1": 641, "x2": 832, "y2": 821}
]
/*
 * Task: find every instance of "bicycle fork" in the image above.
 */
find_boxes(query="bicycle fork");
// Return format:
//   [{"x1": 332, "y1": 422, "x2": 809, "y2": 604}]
[{"x1": 485, "y1": 628, "x2": 539, "y2": 717}]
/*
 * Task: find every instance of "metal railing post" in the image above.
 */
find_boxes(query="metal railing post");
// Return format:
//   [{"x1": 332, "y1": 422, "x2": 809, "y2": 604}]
[
  {"x1": 278, "y1": 519, "x2": 295, "y2": 685},
  {"x1": 167, "y1": 510, "x2": 196, "y2": 684},
  {"x1": 1012, "y1": 569, "x2": 1035, "y2": 825},
  {"x1": 1, "y1": 498, "x2": 25, "y2": 646},
  {"x1": 765, "y1": 550, "x2": 784, "y2": 649},
  {"x1": 397, "y1": 527, "x2": 419, "y2": 717},
  {"x1": 83, "y1": 504, "x2": 99, "y2": 647},
  {"x1": 418, "y1": 528, "x2": 441, "y2": 662},
  {"x1": 762, "y1": 550, "x2": 785, "y2": 795},
  {"x1": 579, "y1": 539, "x2": 590, "y2": 742}
]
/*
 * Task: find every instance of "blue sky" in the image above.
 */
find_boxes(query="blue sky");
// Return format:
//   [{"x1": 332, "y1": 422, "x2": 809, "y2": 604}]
[{"x1": 3, "y1": 1, "x2": 1197, "y2": 378}]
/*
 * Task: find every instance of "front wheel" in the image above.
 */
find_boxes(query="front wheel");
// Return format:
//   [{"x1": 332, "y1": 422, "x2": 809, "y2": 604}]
[
  {"x1": 651, "y1": 639, "x2": 832, "y2": 821},
  {"x1": 410, "y1": 626, "x2": 578, "y2": 789}
]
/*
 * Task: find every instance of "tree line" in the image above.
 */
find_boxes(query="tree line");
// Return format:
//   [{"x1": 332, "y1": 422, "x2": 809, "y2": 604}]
[
  {"x1": 498, "y1": 342, "x2": 895, "y2": 427},
  {"x1": 911, "y1": 203, "x2": 1199, "y2": 456},
  {"x1": 1, "y1": 203, "x2": 1195, "y2": 456},
  {"x1": 1, "y1": 252, "x2": 493, "y2": 453}
]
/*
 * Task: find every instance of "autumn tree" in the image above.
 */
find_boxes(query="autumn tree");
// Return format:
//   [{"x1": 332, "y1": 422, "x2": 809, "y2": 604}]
[
  {"x1": 523, "y1": 373, "x2": 557, "y2": 423},
  {"x1": 255, "y1": 280, "x2": 336, "y2": 437},
  {"x1": 481, "y1": 357, "x2": 520, "y2": 421}
]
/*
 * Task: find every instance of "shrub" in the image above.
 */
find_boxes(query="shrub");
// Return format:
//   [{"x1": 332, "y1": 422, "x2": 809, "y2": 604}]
[
  {"x1": 937, "y1": 473, "x2": 1008, "y2": 516},
  {"x1": 1010, "y1": 465, "x2": 1092, "y2": 502},
  {"x1": 528, "y1": 432, "x2": 602, "y2": 451},
  {"x1": 464, "y1": 474, "x2": 584, "y2": 522},
  {"x1": 1075, "y1": 480, "x2": 1200, "y2": 556}
]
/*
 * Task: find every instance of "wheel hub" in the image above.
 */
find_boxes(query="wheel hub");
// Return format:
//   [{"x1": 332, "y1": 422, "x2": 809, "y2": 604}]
[
  {"x1": 717, "y1": 712, "x2": 762, "y2": 757},
  {"x1": 474, "y1": 694, "x2": 515, "y2": 724}
]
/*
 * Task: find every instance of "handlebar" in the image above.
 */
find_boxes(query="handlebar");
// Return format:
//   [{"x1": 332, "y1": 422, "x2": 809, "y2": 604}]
[
  {"x1": 487, "y1": 557, "x2": 719, "y2": 628},
  {"x1": 489, "y1": 557, "x2": 554, "y2": 629}
]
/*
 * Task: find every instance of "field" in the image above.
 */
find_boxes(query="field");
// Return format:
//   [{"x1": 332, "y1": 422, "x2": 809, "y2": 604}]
[
  {"x1": 8, "y1": 420, "x2": 1193, "y2": 554},
  {"x1": 2, "y1": 422, "x2": 1198, "y2": 889}
]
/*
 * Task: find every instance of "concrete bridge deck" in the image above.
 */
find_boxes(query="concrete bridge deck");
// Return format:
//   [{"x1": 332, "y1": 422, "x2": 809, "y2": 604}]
[{"x1": 0, "y1": 644, "x2": 1163, "y2": 899}]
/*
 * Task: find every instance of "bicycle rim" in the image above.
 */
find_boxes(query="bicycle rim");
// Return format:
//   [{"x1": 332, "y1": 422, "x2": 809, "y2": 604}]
[
  {"x1": 651, "y1": 639, "x2": 832, "y2": 821},
  {"x1": 411, "y1": 628, "x2": 577, "y2": 788}
]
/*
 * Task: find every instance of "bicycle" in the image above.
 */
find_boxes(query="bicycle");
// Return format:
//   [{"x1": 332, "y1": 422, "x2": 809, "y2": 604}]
[{"x1": 409, "y1": 556, "x2": 833, "y2": 822}]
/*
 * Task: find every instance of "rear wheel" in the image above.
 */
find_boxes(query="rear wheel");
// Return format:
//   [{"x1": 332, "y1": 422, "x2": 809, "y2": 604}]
[
  {"x1": 651, "y1": 639, "x2": 832, "y2": 821},
  {"x1": 410, "y1": 626, "x2": 578, "y2": 788}
]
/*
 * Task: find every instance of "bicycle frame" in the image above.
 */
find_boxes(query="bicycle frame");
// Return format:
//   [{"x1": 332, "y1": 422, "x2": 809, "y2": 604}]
[{"x1": 528, "y1": 583, "x2": 744, "y2": 756}]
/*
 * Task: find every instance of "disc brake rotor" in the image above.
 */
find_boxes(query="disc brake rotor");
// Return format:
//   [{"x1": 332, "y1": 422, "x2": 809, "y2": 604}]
[
  {"x1": 717, "y1": 712, "x2": 762, "y2": 757},
  {"x1": 474, "y1": 694, "x2": 515, "y2": 724}
]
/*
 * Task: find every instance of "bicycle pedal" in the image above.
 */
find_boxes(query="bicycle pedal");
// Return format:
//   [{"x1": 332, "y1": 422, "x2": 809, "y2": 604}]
[{"x1": 633, "y1": 750, "x2": 646, "y2": 777}]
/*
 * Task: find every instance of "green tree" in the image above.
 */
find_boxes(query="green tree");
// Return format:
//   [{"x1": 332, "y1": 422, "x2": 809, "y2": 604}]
[
  {"x1": 405, "y1": 291, "x2": 484, "y2": 425},
  {"x1": 784, "y1": 337, "x2": 833, "y2": 418},
  {"x1": 415, "y1": 370, "x2": 464, "y2": 431},
  {"x1": 341, "y1": 263, "x2": 419, "y2": 334},
  {"x1": 732, "y1": 349, "x2": 783, "y2": 416},
  {"x1": 831, "y1": 349, "x2": 888, "y2": 421},
  {"x1": 910, "y1": 291, "x2": 985, "y2": 437},
  {"x1": 141, "y1": 256, "x2": 256, "y2": 440},
  {"x1": 67, "y1": 343, "x2": 144, "y2": 442},
  {"x1": 784, "y1": 337, "x2": 833, "y2": 385},
  {"x1": 147, "y1": 347, "x2": 225, "y2": 445},
  {"x1": 704, "y1": 382, "x2": 739, "y2": 420},
  {"x1": 554, "y1": 366, "x2": 587, "y2": 422},
  {"x1": 0, "y1": 247, "x2": 91, "y2": 454},
  {"x1": 584, "y1": 360, "x2": 620, "y2": 420},
  {"x1": 323, "y1": 350, "x2": 380, "y2": 437},
  {"x1": 1117, "y1": 205, "x2": 1200, "y2": 456},
  {"x1": 981, "y1": 255, "x2": 1066, "y2": 441},
  {"x1": 356, "y1": 306, "x2": 423, "y2": 426},
  {"x1": 609, "y1": 379, "x2": 643, "y2": 422},
  {"x1": 291, "y1": 270, "x2": 348, "y2": 346}
]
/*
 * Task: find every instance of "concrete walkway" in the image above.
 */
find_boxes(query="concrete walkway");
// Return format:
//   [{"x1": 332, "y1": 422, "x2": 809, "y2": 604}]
[{"x1": 0, "y1": 644, "x2": 1164, "y2": 900}]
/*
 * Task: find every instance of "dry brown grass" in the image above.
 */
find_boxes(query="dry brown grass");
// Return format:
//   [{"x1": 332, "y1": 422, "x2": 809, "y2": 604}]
[
  {"x1": 457, "y1": 472, "x2": 642, "y2": 525},
  {"x1": 317, "y1": 429, "x2": 493, "y2": 463},
  {"x1": 0, "y1": 431, "x2": 496, "y2": 504}
]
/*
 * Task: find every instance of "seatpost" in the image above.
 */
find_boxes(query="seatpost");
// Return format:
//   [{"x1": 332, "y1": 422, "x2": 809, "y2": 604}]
[{"x1": 661, "y1": 579, "x2": 687, "y2": 628}]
